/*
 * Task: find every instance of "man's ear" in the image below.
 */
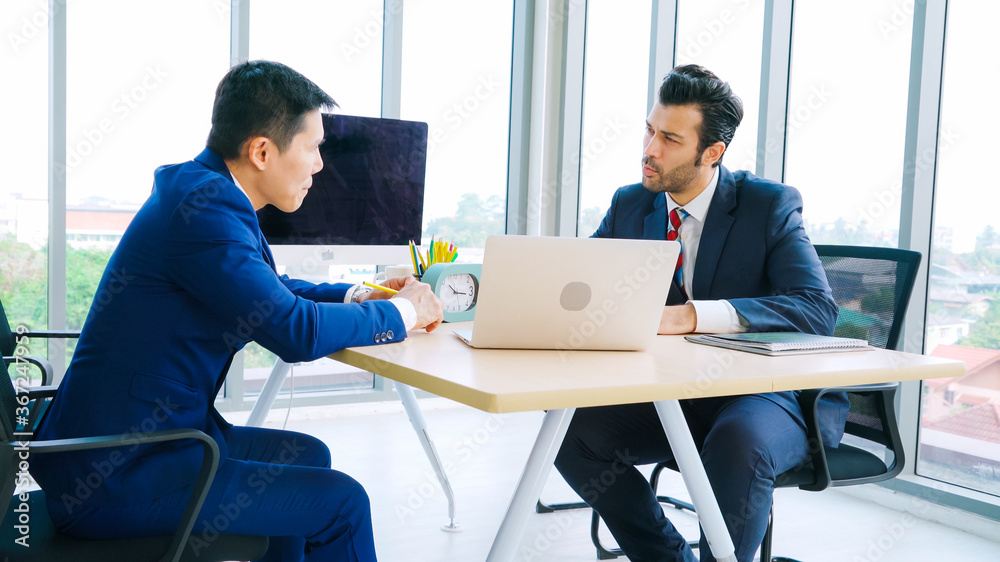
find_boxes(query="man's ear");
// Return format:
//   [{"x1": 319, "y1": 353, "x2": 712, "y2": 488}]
[
  {"x1": 702, "y1": 141, "x2": 726, "y2": 168},
  {"x1": 246, "y1": 137, "x2": 272, "y2": 171}
]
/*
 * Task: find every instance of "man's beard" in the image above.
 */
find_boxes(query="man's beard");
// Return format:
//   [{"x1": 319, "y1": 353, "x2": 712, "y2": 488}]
[{"x1": 641, "y1": 153, "x2": 702, "y2": 194}]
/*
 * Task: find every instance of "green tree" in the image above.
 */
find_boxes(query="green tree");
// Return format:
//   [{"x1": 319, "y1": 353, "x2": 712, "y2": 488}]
[
  {"x1": 0, "y1": 235, "x2": 47, "y2": 334},
  {"x1": 66, "y1": 246, "x2": 114, "y2": 330},
  {"x1": 423, "y1": 193, "x2": 505, "y2": 248},
  {"x1": 578, "y1": 206, "x2": 604, "y2": 237},
  {"x1": 957, "y1": 292, "x2": 1000, "y2": 349}
]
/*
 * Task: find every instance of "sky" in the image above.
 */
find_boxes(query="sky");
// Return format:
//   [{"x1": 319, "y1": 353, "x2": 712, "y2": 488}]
[{"x1": 1, "y1": 0, "x2": 996, "y2": 252}]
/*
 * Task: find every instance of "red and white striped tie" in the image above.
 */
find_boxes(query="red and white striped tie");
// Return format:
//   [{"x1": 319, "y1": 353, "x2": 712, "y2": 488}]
[{"x1": 667, "y1": 207, "x2": 688, "y2": 300}]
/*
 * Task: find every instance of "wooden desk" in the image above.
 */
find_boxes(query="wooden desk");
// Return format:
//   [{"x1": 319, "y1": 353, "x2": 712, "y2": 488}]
[{"x1": 331, "y1": 321, "x2": 964, "y2": 561}]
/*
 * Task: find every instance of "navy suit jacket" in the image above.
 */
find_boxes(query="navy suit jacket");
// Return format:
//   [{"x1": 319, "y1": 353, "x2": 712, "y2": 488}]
[
  {"x1": 594, "y1": 166, "x2": 846, "y2": 445},
  {"x1": 32, "y1": 148, "x2": 407, "y2": 508}
]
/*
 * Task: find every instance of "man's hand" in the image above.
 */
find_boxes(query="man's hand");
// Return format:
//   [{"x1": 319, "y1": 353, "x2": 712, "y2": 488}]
[
  {"x1": 658, "y1": 303, "x2": 697, "y2": 334},
  {"x1": 359, "y1": 276, "x2": 415, "y2": 302},
  {"x1": 392, "y1": 276, "x2": 444, "y2": 332}
]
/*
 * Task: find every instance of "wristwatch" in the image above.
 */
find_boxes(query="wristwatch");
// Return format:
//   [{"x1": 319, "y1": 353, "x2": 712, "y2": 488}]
[{"x1": 350, "y1": 285, "x2": 372, "y2": 303}]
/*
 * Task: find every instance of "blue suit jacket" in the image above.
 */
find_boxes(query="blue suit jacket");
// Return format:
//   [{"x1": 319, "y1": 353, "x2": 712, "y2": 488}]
[
  {"x1": 32, "y1": 148, "x2": 407, "y2": 508},
  {"x1": 594, "y1": 166, "x2": 846, "y2": 445}
]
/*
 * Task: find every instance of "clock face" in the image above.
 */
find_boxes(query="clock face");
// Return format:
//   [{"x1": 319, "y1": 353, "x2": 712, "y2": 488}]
[{"x1": 439, "y1": 273, "x2": 478, "y2": 313}]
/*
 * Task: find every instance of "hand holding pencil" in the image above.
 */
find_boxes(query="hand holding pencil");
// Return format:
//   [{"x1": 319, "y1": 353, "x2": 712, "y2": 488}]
[{"x1": 360, "y1": 275, "x2": 444, "y2": 332}]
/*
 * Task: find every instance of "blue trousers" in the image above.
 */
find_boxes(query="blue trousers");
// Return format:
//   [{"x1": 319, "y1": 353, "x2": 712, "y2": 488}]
[
  {"x1": 48, "y1": 425, "x2": 376, "y2": 562},
  {"x1": 554, "y1": 395, "x2": 809, "y2": 562}
]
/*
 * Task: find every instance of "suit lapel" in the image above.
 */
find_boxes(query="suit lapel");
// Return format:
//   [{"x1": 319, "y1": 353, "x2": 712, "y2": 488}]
[
  {"x1": 642, "y1": 191, "x2": 668, "y2": 240},
  {"x1": 692, "y1": 167, "x2": 737, "y2": 299}
]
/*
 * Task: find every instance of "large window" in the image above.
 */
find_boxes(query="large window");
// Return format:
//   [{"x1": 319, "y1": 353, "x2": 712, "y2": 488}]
[
  {"x1": 917, "y1": 0, "x2": 1000, "y2": 498},
  {"x1": 576, "y1": 0, "x2": 652, "y2": 237},
  {"x1": 246, "y1": 0, "x2": 386, "y2": 395},
  {"x1": 64, "y1": 1, "x2": 229, "y2": 357},
  {"x1": 250, "y1": 0, "x2": 383, "y2": 118},
  {"x1": 400, "y1": 0, "x2": 514, "y2": 249},
  {"x1": 674, "y1": 0, "x2": 764, "y2": 175},
  {"x1": 1, "y1": 0, "x2": 50, "y2": 369},
  {"x1": 785, "y1": 1, "x2": 912, "y2": 247}
]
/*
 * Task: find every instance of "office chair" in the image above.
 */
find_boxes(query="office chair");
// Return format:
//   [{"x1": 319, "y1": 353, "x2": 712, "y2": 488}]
[
  {"x1": 1, "y1": 297, "x2": 80, "y2": 386},
  {"x1": 577, "y1": 245, "x2": 922, "y2": 560},
  {"x1": 0, "y1": 363, "x2": 269, "y2": 560}
]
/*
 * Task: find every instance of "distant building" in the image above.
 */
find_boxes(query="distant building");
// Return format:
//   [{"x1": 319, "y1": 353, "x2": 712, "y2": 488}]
[
  {"x1": 66, "y1": 203, "x2": 137, "y2": 249},
  {"x1": 0, "y1": 194, "x2": 137, "y2": 250},
  {"x1": 922, "y1": 345, "x2": 1000, "y2": 476},
  {"x1": 934, "y1": 226, "x2": 954, "y2": 253}
]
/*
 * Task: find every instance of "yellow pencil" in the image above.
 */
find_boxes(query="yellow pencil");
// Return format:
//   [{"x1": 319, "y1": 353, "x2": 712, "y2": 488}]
[{"x1": 362, "y1": 281, "x2": 399, "y2": 295}]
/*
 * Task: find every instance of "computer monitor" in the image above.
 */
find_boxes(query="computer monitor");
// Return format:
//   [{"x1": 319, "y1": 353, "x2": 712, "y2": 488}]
[{"x1": 257, "y1": 113, "x2": 427, "y2": 266}]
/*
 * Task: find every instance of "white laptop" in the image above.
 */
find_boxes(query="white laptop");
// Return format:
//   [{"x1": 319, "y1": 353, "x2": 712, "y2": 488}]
[{"x1": 454, "y1": 235, "x2": 679, "y2": 351}]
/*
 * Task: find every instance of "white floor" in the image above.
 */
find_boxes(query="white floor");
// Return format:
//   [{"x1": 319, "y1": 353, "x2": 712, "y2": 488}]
[{"x1": 227, "y1": 397, "x2": 1000, "y2": 562}]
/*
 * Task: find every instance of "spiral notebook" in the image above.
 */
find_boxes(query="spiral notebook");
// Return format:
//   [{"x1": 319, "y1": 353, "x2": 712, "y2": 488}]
[{"x1": 685, "y1": 332, "x2": 872, "y2": 356}]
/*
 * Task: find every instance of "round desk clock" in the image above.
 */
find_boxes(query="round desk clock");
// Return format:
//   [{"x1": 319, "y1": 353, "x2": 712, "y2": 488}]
[{"x1": 420, "y1": 263, "x2": 483, "y2": 322}]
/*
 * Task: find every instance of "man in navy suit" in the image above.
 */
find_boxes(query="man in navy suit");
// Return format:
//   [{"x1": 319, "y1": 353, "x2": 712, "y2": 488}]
[
  {"x1": 553, "y1": 65, "x2": 840, "y2": 562},
  {"x1": 31, "y1": 61, "x2": 443, "y2": 562}
]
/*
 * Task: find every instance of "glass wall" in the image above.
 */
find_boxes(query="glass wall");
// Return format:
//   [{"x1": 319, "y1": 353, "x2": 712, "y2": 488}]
[
  {"x1": 399, "y1": 0, "x2": 514, "y2": 251},
  {"x1": 1, "y1": 1, "x2": 51, "y2": 372},
  {"x1": 784, "y1": 1, "x2": 913, "y2": 247},
  {"x1": 247, "y1": 0, "x2": 386, "y2": 394},
  {"x1": 576, "y1": 0, "x2": 652, "y2": 236},
  {"x1": 917, "y1": 0, "x2": 1000, "y2": 498},
  {"x1": 250, "y1": 0, "x2": 383, "y2": 118},
  {"x1": 63, "y1": 1, "x2": 229, "y2": 368},
  {"x1": 674, "y1": 0, "x2": 764, "y2": 175}
]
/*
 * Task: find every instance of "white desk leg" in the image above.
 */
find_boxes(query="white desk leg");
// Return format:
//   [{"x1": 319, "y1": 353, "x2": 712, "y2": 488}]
[
  {"x1": 246, "y1": 359, "x2": 292, "y2": 428},
  {"x1": 395, "y1": 382, "x2": 461, "y2": 532},
  {"x1": 653, "y1": 400, "x2": 737, "y2": 562},
  {"x1": 486, "y1": 408, "x2": 576, "y2": 562}
]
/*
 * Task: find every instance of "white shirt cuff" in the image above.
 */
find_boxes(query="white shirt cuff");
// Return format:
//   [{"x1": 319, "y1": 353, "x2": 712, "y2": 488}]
[
  {"x1": 690, "y1": 300, "x2": 748, "y2": 333},
  {"x1": 388, "y1": 298, "x2": 418, "y2": 331},
  {"x1": 343, "y1": 284, "x2": 363, "y2": 303},
  {"x1": 345, "y1": 284, "x2": 417, "y2": 331}
]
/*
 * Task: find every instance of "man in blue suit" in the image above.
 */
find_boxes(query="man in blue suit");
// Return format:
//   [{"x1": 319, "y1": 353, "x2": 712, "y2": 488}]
[
  {"x1": 31, "y1": 61, "x2": 443, "y2": 561},
  {"x1": 554, "y1": 65, "x2": 840, "y2": 561}
]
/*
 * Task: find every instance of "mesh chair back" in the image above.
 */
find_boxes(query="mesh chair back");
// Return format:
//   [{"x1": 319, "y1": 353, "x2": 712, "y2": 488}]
[
  {"x1": 815, "y1": 245, "x2": 922, "y2": 351},
  {"x1": 0, "y1": 300, "x2": 14, "y2": 359},
  {"x1": 844, "y1": 391, "x2": 890, "y2": 445},
  {"x1": 0, "y1": 366, "x2": 18, "y2": 444}
]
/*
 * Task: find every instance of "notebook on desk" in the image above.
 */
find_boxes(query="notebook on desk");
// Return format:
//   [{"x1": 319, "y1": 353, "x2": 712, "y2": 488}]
[
  {"x1": 453, "y1": 235, "x2": 679, "y2": 351},
  {"x1": 685, "y1": 332, "x2": 873, "y2": 356}
]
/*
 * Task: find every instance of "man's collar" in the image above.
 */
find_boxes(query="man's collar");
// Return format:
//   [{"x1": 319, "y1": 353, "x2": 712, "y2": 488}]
[
  {"x1": 194, "y1": 147, "x2": 253, "y2": 206},
  {"x1": 666, "y1": 166, "x2": 719, "y2": 222}
]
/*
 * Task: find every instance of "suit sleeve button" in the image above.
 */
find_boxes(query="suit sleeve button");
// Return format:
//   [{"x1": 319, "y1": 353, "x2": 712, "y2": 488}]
[{"x1": 387, "y1": 330, "x2": 394, "y2": 340}]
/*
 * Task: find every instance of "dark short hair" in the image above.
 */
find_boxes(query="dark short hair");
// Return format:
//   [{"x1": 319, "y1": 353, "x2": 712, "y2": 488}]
[
  {"x1": 658, "y1": 64, "x2": 743, "y2": 167},
  {"x1": 206, "y1": 60, "x2": 337, "y2": 160}
]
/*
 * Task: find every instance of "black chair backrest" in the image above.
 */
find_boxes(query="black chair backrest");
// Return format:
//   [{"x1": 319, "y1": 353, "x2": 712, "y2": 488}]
[
  {"x1": 815, "y1": 245, "x2": 921, "y2": 452},
  {"x1": 0, "y1": 364, "x2": 20, "y2": 446},
  {"x1": 0, "y1": 299, "x2": 14, "y2": 359},
  {"x1": 814, "y1": 245, "x2": 922, "y2": 351}
]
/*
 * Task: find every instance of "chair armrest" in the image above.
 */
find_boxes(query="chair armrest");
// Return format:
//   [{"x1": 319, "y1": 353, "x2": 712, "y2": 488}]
[
  {"x1": 28, "y1": 428, "x2": 220, "y2": 562},
  {"x1": 22, "y1": 330, "x2": 81, "y2": 340},
  {"x1": 3, "y1": 355, "x2": 54, "y2": 385},
  {"x1": 20, "y1": 385, "x2": 59, "y2": 432},
  {"x1": 796, "y1": 388, "x2": 834, "y2": 491},
  {"x1": 797, "y1": 382, "x2": 902, "y2": 492},
  {"x1": 25, "y1": 385, "x2": 58, "y2": 400}
]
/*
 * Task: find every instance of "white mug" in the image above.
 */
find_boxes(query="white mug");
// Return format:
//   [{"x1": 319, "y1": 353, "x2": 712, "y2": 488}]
[{"x1": 373, "y1": 264, "x2": 418, "y2": 283}]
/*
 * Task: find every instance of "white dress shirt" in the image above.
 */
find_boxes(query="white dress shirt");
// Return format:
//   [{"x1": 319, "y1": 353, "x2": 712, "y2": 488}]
[
  {"x1": 666, "y1": 166, "x2": 748, "y2": 334},
  {"x1": 229, "y1": 174, "x2": 417, "y2": 331}
]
